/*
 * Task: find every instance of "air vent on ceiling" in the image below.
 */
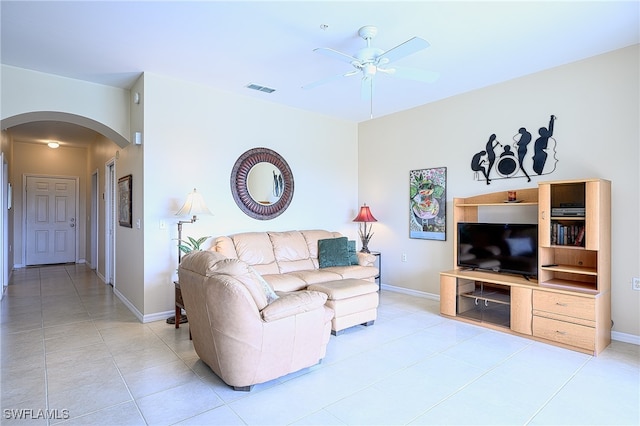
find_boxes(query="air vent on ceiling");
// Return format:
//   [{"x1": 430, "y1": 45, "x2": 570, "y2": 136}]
[{"x1": 245, "y1": 83, "x2": 276, "y2": 93}]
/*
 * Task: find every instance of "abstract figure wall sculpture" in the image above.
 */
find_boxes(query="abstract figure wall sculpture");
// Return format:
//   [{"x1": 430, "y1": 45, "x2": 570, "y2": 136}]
[{"x1": 471, "y1": 115, "x2": 557, "y2": 184}]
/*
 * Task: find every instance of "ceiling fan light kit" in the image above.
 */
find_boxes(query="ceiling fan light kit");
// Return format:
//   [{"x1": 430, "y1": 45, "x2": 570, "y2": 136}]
[{"x1": 303, "y1": 25, "x2": 439, "y2": 118}]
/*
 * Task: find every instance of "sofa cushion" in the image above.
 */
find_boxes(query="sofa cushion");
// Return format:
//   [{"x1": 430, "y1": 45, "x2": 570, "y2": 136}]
[
  {"x1": 268, "y1": 231, "x2": 315, "y2": 273},
  {"x1": 262, "y1": 273, "x2": 308, "y2": 293},
  {"x1": 318, "y1": 237, "x2": 350, "y2": 268},
  {"x1": 228, "y1": 232, "x2": 280, "y2": 274},
  {"x1": 289, "y1": 269, "x2": 343, "y2": 285},
  {"x1": 212, "y1": 236, "x2": 239, "y2": 259},
  {"x1": 322, "y1": 265, "x2": 379, "y2": 281}
]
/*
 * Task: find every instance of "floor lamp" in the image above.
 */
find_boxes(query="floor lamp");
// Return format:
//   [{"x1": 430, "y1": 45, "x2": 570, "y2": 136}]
[{"x1": 166, "y1": 188, "x2": 212, "y2": 325}]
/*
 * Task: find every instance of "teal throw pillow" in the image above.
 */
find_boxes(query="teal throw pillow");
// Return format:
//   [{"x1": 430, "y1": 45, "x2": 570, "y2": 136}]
[
  {"x1": 348, "y1": 240, "x2": 359, "y2": 265},
  {"x1": 318, "y1": 237, "x2": 350, "y2": 268}
]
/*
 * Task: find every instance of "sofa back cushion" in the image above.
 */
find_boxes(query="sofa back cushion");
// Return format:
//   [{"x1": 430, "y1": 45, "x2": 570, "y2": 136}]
[
  {"x1": 214, "y1": 232, "x2": 280, "y2": 275},
  {"x1": 268, "y1": 231, "x2": 315, "y2": 273},
  {"x1": 212, "y1": 229, "x2": 347, "y2": 275},
  {"x1": 300, "y1": 230, "x2": 343, "y2": 268}
]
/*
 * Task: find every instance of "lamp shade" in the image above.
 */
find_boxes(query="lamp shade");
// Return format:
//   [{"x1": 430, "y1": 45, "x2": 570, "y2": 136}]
[
  {"x1": 353, "y1": 204, "x2": 377, "y2": 223},
  {"x1": 175, "y1": 188, "x2": 212, "y2": 217}
]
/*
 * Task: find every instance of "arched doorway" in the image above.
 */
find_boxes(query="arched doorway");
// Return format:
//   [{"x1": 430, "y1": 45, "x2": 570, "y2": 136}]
[{"x1": 1, "y1": 112, "x2": 127, "y2": 283}]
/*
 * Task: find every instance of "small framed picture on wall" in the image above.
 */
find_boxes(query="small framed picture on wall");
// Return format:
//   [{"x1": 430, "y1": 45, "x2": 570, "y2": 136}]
[{"x1": 118, "y1": 174, "x2": 132, "y2": 228}]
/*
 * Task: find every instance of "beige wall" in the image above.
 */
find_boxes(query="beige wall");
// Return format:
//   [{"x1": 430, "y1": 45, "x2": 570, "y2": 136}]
[
  {"x1": 1, "y1": 65, "x2": 131, "y2": 147},
  {"x1": 140, "y1": 72, "x2": 359, "y2": 318},
  {"x1": 358, "y1": 45, "x2": 639, "y2": 337}
]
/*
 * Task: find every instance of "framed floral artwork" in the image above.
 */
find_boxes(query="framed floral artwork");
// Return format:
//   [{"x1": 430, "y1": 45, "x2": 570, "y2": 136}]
[
  {"x1": 410, "y1": 167, "x2": 446, "y2": 240},
  {"x1": 118, "y1": 174, "x2": 132, "y2": 228}
]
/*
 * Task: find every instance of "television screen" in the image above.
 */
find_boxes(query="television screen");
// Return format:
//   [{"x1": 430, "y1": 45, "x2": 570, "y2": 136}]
[{"x1": 457, "y1": 222, "x2": 538, "y2": 277}]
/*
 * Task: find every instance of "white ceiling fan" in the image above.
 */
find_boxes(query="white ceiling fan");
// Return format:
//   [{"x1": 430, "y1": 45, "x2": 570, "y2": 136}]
[{"x1": 303, "y1": 25, "x2": 439, "y2": 102}]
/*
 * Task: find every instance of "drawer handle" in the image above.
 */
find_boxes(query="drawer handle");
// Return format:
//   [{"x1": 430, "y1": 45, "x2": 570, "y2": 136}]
[
  {"x1": 555, "y1": 330, "x2": 567, "y2": 335},
  {"x1": 485, "y1": 299, "x2": 489, "y2": 307},
  {"x1": 475, "y1": 298, "x2": 479, "y2": 306},
  {"x1": 556, "y1": 302, "x2": 568, "y2": 307}
]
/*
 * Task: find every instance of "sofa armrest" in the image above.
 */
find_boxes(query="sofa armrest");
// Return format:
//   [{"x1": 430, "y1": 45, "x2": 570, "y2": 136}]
[
  {"x1": 357, "y1": 252, "x2": 376, "y2": 267},
  {"x1": 261, "y1": 291, "x2": 328, "y2": 322}
]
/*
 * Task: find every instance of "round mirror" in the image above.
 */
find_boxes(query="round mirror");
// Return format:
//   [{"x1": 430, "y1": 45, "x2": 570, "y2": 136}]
[
  {"x1": 247, "y1": 162, "x2": 283, "y2": 205},
  {"x1": 231, "y1": 147, "x2": 294, "y2": 220}
]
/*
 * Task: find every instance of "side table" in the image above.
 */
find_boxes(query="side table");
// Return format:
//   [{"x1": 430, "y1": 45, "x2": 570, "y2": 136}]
[
  {"x1": 370, "y1": 251, "x2": 381, "y2": 288},
  {"x1": 173, "y1": 281, "x2": 187, "y2": 328},
  {"x1": 167, "y1": 282, "x2": 191, "y2": 339}
]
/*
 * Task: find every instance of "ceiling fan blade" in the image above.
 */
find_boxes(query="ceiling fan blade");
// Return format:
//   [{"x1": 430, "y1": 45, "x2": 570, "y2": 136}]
[
  {"x1": 313, "y1": 47, "x2": 358, "y2": 64},
  {"x1": 302, "y1": 70, "x2": 359, "y2": 90},
  {"x1": 379, "y1": 37, "x2": 430, "y2": 64},
  {"x1": 383, "y1": 66, "x2": 440, "y2": 83}
]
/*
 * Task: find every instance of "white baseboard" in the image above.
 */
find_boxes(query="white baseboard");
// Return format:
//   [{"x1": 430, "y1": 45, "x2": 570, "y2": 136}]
[
  {"x1": 113, "y1": 287, "x2": 143, "y2": 323},
  {"x1": 143, "y1": 310, "x2": 176, "y2": 324},
  {"x1": 381, "y1": 283, "x2": 439, "y2": 301},
  {"x1": 611, "y1": 331, "x2": 640, "y2": 346},
  {"x1": 113, "y1": 287, "x2": 176, "y2": 324},
  {"x1": 381, "y1": 283, "x2": 638, "y2": 346}
]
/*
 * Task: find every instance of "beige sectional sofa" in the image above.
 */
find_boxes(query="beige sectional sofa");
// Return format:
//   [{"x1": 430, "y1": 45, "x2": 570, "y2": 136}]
[
  {"x1": 212, "y1": 229, "x2": 379, "y2": 290},
  {"x1": 178, "y1": 230, "x2": 381, "y2": 390},
  {"x1": 212, "y1": 230, "x2": 380, "y2": 335}
]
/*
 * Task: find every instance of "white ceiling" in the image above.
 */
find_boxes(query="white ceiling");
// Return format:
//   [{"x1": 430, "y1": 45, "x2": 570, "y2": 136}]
[{"x1": 2, "y1": 1, "x2": 638, "y2": 145}]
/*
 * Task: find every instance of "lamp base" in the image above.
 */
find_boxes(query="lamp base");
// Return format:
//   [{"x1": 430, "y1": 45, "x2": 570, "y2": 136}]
[
  {"x1": 166, "y1": 314, "x2": 188, "y2": 325},
  {"x1": 360, "y1": 237, "x2": 371, "y2": 253}
]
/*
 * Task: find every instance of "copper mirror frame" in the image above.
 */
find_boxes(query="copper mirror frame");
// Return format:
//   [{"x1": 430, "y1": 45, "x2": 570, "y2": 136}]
[{"x1": 230, "y1": 147, "x2": 294, "y2": 220}]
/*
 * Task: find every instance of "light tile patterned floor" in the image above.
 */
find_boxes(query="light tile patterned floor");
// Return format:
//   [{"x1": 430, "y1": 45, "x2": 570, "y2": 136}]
[{"x1": 1, "y1": 264, "x2": 638, "y2": 425}]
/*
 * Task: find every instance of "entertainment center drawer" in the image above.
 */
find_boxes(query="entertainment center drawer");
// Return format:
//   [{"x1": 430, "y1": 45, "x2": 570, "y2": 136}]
[
  {"x1": 533, "y1": 316, "x2": 595, "y2": 351},
  {"x1": 533, "y1": 290, "x2": 595, "y2": 321}
]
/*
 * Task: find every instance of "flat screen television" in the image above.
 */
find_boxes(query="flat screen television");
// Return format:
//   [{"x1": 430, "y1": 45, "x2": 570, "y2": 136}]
[{"x1": 457, "y1": 222, "x2": 538, "y2": 278}]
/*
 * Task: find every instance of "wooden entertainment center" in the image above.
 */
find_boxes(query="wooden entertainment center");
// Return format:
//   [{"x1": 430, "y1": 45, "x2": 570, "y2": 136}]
[{"x1": 440, "y1": 179, "x2": 611, "y2": 355}]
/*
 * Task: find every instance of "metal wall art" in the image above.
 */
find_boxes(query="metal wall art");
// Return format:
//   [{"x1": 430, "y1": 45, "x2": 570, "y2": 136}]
[
  {"x1": 471, "y1": 115, "x2": 557, "y2": 184},
  {"x1": 410, "y1": 167, "x2": 446, "y2": 241}
]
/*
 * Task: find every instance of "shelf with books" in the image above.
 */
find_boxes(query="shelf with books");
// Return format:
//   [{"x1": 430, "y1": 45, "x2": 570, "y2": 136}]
[{"x1": 550, "y1": 220, "x2": 585, "y2": 247}]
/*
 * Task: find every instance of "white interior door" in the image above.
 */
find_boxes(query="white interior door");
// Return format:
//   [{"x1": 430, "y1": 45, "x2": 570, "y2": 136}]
[
  {"x1": 25, "y1": 175, "x2": 78, "y2": 266},
  {"x1": 105, "y1": 160, "x2": 116, "y2": 285},
  {"x1": 90, "y1": 170, "x2": 98, "y2": 269}
]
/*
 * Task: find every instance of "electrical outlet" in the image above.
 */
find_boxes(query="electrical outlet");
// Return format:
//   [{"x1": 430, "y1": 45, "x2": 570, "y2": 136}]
[
  {"x1": 632, "y1": 277, "x2": 640, "y2": 291},
  {"x1": 401, "y1": 253, "x2": 407, "y2": 262},
  {"x1": 159, "y1": 220, "x2": 166, "y2": 230}
]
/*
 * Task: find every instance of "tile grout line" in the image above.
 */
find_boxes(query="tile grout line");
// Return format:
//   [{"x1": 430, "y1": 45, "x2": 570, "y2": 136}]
[{"x1": 523, "y1": 355, "x2": 593, "y2": 425}]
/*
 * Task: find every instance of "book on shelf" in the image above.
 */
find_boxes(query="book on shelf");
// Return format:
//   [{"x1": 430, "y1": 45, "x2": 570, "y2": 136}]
[{"x1": 574, "y1": 226, "x2": 585, "y2": 246}]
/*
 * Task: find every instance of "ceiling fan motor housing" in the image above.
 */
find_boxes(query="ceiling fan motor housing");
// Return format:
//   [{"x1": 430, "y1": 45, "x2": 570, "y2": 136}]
[{"x1": 358, "y1": 25, "x2": 378, "y2": 40}]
